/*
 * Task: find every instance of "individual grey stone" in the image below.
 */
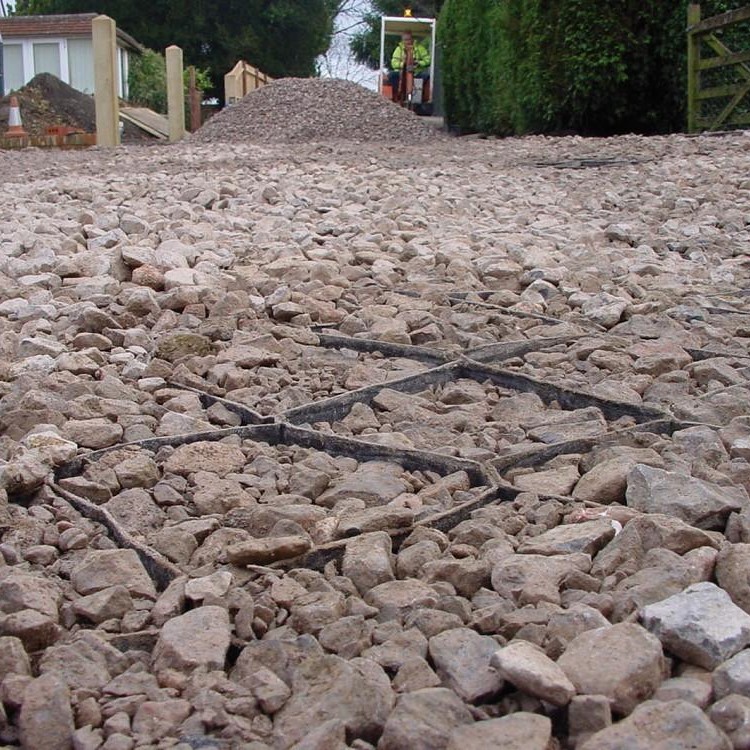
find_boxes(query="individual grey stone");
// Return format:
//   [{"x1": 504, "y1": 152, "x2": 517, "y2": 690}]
[
  {"x1": 446, "y1": 713, "x2": 552, "y2": 750},
  {"x1": 156, "y1": 333, "x2": 212, "y2": 362},
  {"x1": 38, "y1": 640, "x2": 114, "y2": 692},
  {"x1": 184, "y1": 571, "x2": 233, "y2": 601},
  {"x1": 0, "y1": 570, "x2": 62, "y2": 620},
  {"x1": 716, "y1": 544, "x2": 750, "y2": 614},
  {"x1": 151, "y1": 576, "x2": 187, "y2": 628},
  {"x1": 491, "y1": 553, "x2": 592, "y2": 606},
  {"x1": 316, "y1": 462, "x2": 408, "y2": 508},
  {"x1": 545, "y1": 603, "x2": 611, "y2": 649},
  {"x1": 19, "y1": 673, "x2": 74, "y2": 750},
  {"x1": 653, "y1": 676, "x2": 713, "y2": 708},
  {"x1": 391, "y1": 656, "x2": 442, "y2": 693},
  {"x1": 517, "y1": 519, "x2": 616, "y2": 557},
  {"x1": 112, "y1": 453, "x2": 160, "y2": 489},
  {"x1": 396, "y1": 540, "x2": 443, "y2": 579},
  {"x1": 21, "y1": 430, "x2": 77, "y2": 465},
  {"x1": 272, "y1": 655, "x2": 394, "y2": 749},
  {"x1": 592, "y1": 513, "x2": 719, "y2": 578},
  {"x1": 71, "y1": 549, "x2": 156, "y2": 599},
  {"x1": 714, "y1": 650, "x2": 750, "y2": 699},
  {"x1": 0, "y1": 451, "x2": 52, "y2": 494},
  {"x1": 428, "y1": 628, "x2": 503, "y2": 703},
  {"x1": 289, "y1": 591, "x2": 346, "y2": 635},
  {"x1": 231, "y1": 636, "x2": 323, "y2": 688},
  {"x1": 131, "y1": 699, "x2": 192, "y2": 744},
  {"x1": 557, "y1": 623, "x2": 666, "y2": 715},
  {"x1": 513, "y1": 464, "x2": 580, "y2": 495},
  {"x1": 288, "y1": 719, "x2": 347, "y2": 750},
  {"x1": 0, "y1": 609, "x2": 60, "y2": 652},
  {"x1": 0, "y1": 636, "x2": 30, "y2": 679},
  {"x1": 364, "y1": 579, "x2": 438, "y2": 616},
  {"x1": 421, "y1": 559, "x2": 491, "y2": 598},
  {"x1": 336, "y1": 506, "x2": 414, "y2": 537},
  {"x1": 573, "y1": 456, "x2": 641, "y2": 504},
  {"x1": 640, "y1": 582, "x2": 750, "y2": 669},
  {"x1": 378, "y1": 687, "x2": 474, "y2": 750},
  {"x1": 708, "y1": 694, "x2": 750, "y2": 750},
  {"x1": 148, "y1": 527, "x2": 197, "y2": 565},
  {"x1": 581, "y1": 292, "x2": 628, "y2": 328},
  {"x1": 103, "y1": 488, "x2": 166, "y2": 537},
  {"x1": 226, "y1": 535, "x2": 313, "y2": 566},
  {"x1": 72, "y1": 725, "x2": 103, "y2": 750},
  {"x1": 568, "y1": 694, "x2": 612, "y2": 743},
  {"x1": 491, "y1": 640, "x2": 576, "y2": 706},
  {"x1": 163, "y1": 440, "x2": 246, "y2": 477},
  {"x1": 626, "y1": 464, "x2": 747, "y2": 529},
  {"x1": 63, "y1": 418, "x2": 123, "y2": 449},
  {"x1": 152, "y1": 606, "x2": 231, "y2": 673},
  {"x1": 342, "y1": 532, "x2": 395, "y2": 595},
  {"x1": 246, "y1": 666, "x2": 292, "y2": 714},
  {"x1": 581, "y1": 699, "x2": 731, "y2": 750},
  {"x1": 72, "y1": 585, "x2": 133, "y2": 624},
  {"x1": 318, "y1": 615, "x2": 371, "y2": 659}
]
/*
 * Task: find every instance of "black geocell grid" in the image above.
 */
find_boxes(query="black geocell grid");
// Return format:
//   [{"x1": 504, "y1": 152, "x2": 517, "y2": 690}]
[
  {"x1": 53, "y1": 290, "x2": 750, "y2": 589},
  {"x1": 51, "y1": 297, "x2": 731, "y2": 591}
]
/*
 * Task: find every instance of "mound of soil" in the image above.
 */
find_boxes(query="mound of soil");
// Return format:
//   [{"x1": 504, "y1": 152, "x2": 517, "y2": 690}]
[
  {"x1": 191, "y1": 77, "x2": 443, "y2": 144},
  {"x1": 0, "y1": 73, "x2": 96, "y2": 136},
  {"x1": 0, "y1": 73, "x2": 153, "y2": 143}
]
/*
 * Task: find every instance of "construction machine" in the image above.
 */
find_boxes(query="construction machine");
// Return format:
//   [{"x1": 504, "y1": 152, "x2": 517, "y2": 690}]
[{"x1": 379, "y1": 11, "x2": 436, "y2": 115}]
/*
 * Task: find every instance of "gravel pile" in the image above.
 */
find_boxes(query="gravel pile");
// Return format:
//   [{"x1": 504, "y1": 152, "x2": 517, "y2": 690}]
[
  {"x1": 191, "y1": 77, "x2": 442, "y2": 144},
  {"x1": 2, "y1": 133, "x2": 750, "y2": 748}
]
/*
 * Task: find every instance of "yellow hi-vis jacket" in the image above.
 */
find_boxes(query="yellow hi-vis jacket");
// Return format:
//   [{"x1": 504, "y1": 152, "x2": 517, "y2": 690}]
[{"x1": 391, "y1": 41, "x2": 430, "y2": 74}]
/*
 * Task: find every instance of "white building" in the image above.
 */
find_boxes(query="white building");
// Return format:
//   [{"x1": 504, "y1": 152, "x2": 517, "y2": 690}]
[{"x1": 0, "y1": 13, "x2": 142, "y2": 97}]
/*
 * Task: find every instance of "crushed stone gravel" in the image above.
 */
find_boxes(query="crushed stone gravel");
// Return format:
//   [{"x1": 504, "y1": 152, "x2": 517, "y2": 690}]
[{"x1": 191, "y1": 77, "x2": 444, "y2": 144}]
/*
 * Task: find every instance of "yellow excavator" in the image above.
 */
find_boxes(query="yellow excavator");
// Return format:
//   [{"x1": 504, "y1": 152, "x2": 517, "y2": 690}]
[{"x1": 378, "y1": 10, "x2": 436, "y2": 115}]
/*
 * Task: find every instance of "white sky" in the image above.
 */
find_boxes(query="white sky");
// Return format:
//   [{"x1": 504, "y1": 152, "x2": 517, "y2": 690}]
[{"x1": 318, "y1": 0, "x2": 379, "y2": 90}]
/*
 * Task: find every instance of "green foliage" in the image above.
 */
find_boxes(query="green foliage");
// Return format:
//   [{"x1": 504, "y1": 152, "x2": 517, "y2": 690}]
[
  {"x1": 439, "y1": 0, "x2": 741, "y2": 136},
  {"x1": 127, "y1": 48, "x2": 212, "y2": 112},
  {"x1": 13, "y1": 0, "x2": 336, "y2": 100},
  {"x1": 350, "y1": 0, "x2": 444, "y2": 69},
  {"x1": 128, "y1": 48, "x2": 167, "y2": 112}
]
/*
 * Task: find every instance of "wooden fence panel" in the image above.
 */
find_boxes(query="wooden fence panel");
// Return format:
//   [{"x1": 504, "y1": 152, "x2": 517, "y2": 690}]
[{"x1": 687, "y1": 3, "x2": 750, "y2": 132}]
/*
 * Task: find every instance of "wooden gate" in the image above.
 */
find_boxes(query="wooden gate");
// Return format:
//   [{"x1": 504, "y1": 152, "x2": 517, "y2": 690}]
[
  {"x1": 687, "y1": 3, "x2": 750, "y2": 132},
  {"x1": 224, "y1": 61, "x2": 272, "y2": 105}
]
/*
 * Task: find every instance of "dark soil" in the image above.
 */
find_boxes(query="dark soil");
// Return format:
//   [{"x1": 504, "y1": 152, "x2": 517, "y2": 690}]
[{"x1": 0, "y1": 73, "x2": 154, "y2": 143}]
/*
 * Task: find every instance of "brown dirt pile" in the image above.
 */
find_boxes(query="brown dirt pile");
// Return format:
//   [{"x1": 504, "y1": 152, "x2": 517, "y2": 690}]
[
  {"x1": 0, "y1": 73, "x2": 96, "y2": 136},
  {"x1": 0, "y1": 73, "x2": 153, "y2": 143}
]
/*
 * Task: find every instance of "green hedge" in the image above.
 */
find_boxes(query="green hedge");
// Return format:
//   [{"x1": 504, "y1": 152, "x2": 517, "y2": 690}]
[{"x1": 439, "y1": 0, "x2": 736, "y2": 135}]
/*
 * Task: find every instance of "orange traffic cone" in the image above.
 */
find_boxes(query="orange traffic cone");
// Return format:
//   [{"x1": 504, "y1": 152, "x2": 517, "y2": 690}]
[{"x1": 6, "y1": 96, "x2": 27, "y2": 137}]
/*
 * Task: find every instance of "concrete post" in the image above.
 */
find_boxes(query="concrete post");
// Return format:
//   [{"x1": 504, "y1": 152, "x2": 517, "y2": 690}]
[
  {"x1": 92, "y1": 15, "x2": 120, "y2": 147},
  {"x1": 166, "y1": 45, "x2": 185, "y2": 142}
]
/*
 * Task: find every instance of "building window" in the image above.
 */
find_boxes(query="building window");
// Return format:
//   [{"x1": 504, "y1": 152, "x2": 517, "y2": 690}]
[
  {"x1": 68, "y1": 38, "x2": 94, "y2": 93},
  {"x1": 2, "y1": 44, "x2": 24, "y2": 93},
  {"x1": 33, "y1": 42, "x2": 62, "y2": 78}
]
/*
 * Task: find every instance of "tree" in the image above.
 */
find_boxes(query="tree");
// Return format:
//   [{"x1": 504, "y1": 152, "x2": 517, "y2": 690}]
[
  {"x1": 439, "y1": 0, "x2": 739, "y2": 136},
  {"x1": 349, "y1": 0, "x2": 444, "y2": 70},
  {"x1": 13, "y1": 0, "x2": 337, "y2": 99},
  {"x1": 317, "y1": 0, "x2": 378, "y2": 87}
]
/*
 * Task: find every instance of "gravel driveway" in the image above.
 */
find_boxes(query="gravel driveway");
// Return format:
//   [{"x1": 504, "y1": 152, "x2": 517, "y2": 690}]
[{"x1": 1, "y1": 122, "x2": 750, "y2": 750}]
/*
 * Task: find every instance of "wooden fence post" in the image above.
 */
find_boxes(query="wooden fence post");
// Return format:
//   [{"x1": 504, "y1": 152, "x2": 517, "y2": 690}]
[
  {"x1": 687, "y1": 3, "x2": 701, "y2": 133},
  {"x1": 166, "y1": 45, "x2": 185, "y2": 142},
  {"x1": 92, "y1": 15, "x2": 120, "y2": 147},
  {"x1": 188, "y1": 66, "x2": 201, "y2": 132}
]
